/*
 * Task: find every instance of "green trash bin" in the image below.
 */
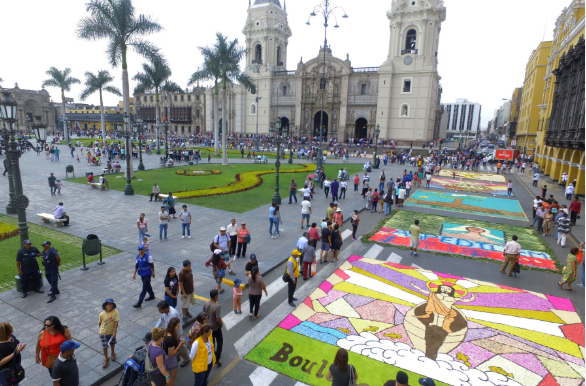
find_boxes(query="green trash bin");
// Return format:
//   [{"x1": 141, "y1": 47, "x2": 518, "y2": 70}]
[
  {"x1": 81, "y1": 234, "x2": 103, "y2": 270},
  {"x1": 66, "y1": 165, "x2": 75, "y2": 178}
]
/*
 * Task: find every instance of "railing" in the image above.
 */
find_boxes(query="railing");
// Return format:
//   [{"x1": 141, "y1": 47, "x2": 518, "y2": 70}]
[
  {"x1": 277, "y1": 62, "x2": 284, "y2": 66},
  {"x1": 352, "y1": 67, "x2": 379, "y2": 73},
  {"x1": 274, "y1": 70, "x2": 295, "y2": 76},
  {"x1": 401, "y1": 49, "x2": 418, "y2": 55},
  {"x1": 252, "y1": 59, "x2": 263, "y2": 64}
]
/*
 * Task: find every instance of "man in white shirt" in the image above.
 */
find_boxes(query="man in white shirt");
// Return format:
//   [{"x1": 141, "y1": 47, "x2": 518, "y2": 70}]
[
  {"x1": 226, "y1": 219, "x2": 238, "y2": 257},
  {"x1": 150, "y1": 183, "x2": 160, "y2": 202},
  {"x1": 566, "y1": 184, "x2": 575, "y2": 200},
  {"x1": 340, "y1": 180, "x2": 348, "y2": 199},
  {"x1": 533, "y1": 172, "x2": 540, "y2": 187},
  {"x1": 54, "y1": 202, "x2": 69, "y2": 226},
  {"x1": 158, "y1": 206, "x2": 169, "y2": 241},
  {"x1": 500, "y1": 235, "x2": 521, "y2": 276},
  {"x1": 324, "y1": 178, "x2": 331, "y2": 198},
  {"x1": 301, "y1": 199, "x2": 312, "y2": 229},
  {"x1": 299, "y1": 186, "x2": 311, "y2": 201},
  {"x1": 532, "y1": 195, "x2": 542, "y2": 219}
]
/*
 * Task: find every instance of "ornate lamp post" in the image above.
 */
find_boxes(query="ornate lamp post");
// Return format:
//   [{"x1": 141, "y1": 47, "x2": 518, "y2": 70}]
[
  {"x1": 254, "y1": 82, "x2": 261, "y2": 152},
  {"x1": 306, "y1": 0, "x2": 348, "y2": 170},
  {"x1": 164, "y1": 123, "x2": 169, "y2": 159},
  {"x1": 269, "y1": 118, "x2": 283, "y2": 205},
  {"x1": 32, "y1": 115, "x2": 48, "y2": 151},
  {"x1": 64, "y1": 118, "x2": 70, "y2": 142},
  {"x1": 122, "y1": 113, "x2": 134, "y2": 195},
  {"x1": 135, "y1": 114, "x2": 145, "y2": 171},
  {"x1": 0, "y1": 92, "x2": 30, "y2": 242},
  {"x1": 373, "y1": 124, "x2": 381, "y2": 169}
]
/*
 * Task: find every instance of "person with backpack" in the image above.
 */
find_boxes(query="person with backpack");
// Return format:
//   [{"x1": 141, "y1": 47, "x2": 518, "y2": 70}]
[
  {"x1": 147, "y1": 328, "x2": 170, "y2": 386},
  {"x1": 384, "y1": 189, "x2": 393, "y2": 215},
  {"x1": 370, "y1": 188, "x2": 380, "y2": 213},
  {"x1": 205, "y1": 250, "x2": 229, "y2": 294},
  {"x1": 0, "y1": 322, "x2": 26, "y2": 386},
  {"x1": 211, "y1": 227, "x2": 235, "y2": 275}
]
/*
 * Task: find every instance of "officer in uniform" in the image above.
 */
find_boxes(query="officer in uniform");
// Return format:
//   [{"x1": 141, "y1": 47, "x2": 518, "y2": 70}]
[
  {"x1": 41, "y1": 240, "x2": 61, "y2": 303},
  {"x1": 133, "y1": 245, "x2": 156, "y2": 308},
  {"x1": 16, "y1": 239, "x2": 44, "y2": 298}
]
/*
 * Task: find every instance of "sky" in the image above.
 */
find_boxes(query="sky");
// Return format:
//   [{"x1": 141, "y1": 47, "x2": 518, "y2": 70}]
[{"x1": 0, "y1": 0, "x2": 570, "y2": 127}]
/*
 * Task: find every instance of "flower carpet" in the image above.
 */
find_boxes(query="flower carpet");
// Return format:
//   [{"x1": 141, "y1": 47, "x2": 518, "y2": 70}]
[
  {"x1": 246, "y1": 256, "x2": 585, "y2": 386},
  {"x1": 438, "y1": 170, "x2": 508, "y2": 183},
  {"x1": 405, "y1": 191, "x2": 527, "y2": 221},
  {"x1": 430, "y1": 177, "x2": 510, "y2": 196}
]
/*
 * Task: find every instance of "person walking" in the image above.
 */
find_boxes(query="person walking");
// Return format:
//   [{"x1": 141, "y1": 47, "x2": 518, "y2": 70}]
[
  {"x1": 16, "y1": 239, "x2": 44, "y2": 298},
  {"x1": 302, "y1": 239, "x2": 317, "y2": 280},
  {"x1": 179, "y1": 205, "x2": 192, "y2": 239},
  {"x1": 232, "y1": 278, "x2": 242, "y2": 315},
  {"x1": 150, "y1": 183, "x2": 160, "y2": 202},
  {"x1": 236, "y1": 222, "x2": 250, "y2": 259},
  {"x1": 300, "y1": 198, "x2": 312, "y2": 229},
  {"x1": 286, "y1": 250, "x2": 302, "y2": 307},
  {"x1": 35, "y1": 316, "x2": 72, "y2": 376},
  {"x1": 409, "y1": 220, "x2": 422, "y2": 256},
  {"x1": 350, "y1": 210, "x2": 360, "y2": 241},
  {"x1": 167, "y1": 192, "x2": 177, "y2": 219},
  {"x1": 330, "y1": 224, "x2": 342, "y2": 262},
  {"x1": 500, "y1": 235, "x2": 521, "y2": 276},
  {"x1": 559, "y1": 247, "x2": 579, "y2": 292},
  {"x1": 353, "y1": 174, "x2": 360, "y2": 195},
  {"x1": 326, "y1": 348, "x2": 358, "y2": 385},
  {"x1": 569, "y1": 197, "x2": 581, "y2": 226},
  {"x1": 203, "y1": 290, "x2": 224, "y2": 367},
  {"x1": 556, "y1": 211, "x2": 572, "y2": 247},
  {"x1": 324, "y1": 177, "x2": 331, "y2": 198},
  {"x1": 98, "y1": 299, "x2": 118, "y2": 368},
  {"x1": 0, "y1": 322, "x2": 26, "y2": 385},
  {"x1": 226, "y1": 219, "x2": 238, "y2": 258},
  {"x1": 158, "y1": 206, "x2": 169, "y2": 242},
  {"x1": 273, "y1": 205, "x2": 282, "y2": 238},
  {"x1": 507, "y1": 180, "x2": 513, "y2": 196},
  {"x1": 51, "y1": 340, "x2": 81, "y2": 386},
  {"x1": 163, "y1": 318, "x2": 185, "y2": 386},
  {"x1": 533, "y1": 171, "x2": 540, "y2": 187},
  {"x1": 248, "y1": 266, "x2": 268, "y2": 319},
  {"x1": 340, "y1": 179, "x2": 348, "y2": 199},
  {"x1": 164, "y1": 267, "x2": 179, "y2": 308},
  {"x1": 543, "y1": 209, "x2": 554, "y2": 237},
  {"x1": 566, "y1": 184, "x2": 575, "y2": 200},
  {"x1": 398, "y1": 185, "x2": 406, "y2": 207},
  {"x1": 189, "y1": 324, "x2": 215, "y2": 386},
  {"x1": 331, "y1": 179, "x2": 340, "y2": 202},
  {"x1": 132, "y1": 245, "x2": 155, "y2": 308},
  {"x1": 137, "y1": 213, "x2": 148, "y2": 245},
  {"x1": 179, "y1": 260, "x2": 195, "y2": 321},
  {"x1": 48, "y1": 173, "x2": 57, "y2": 196},
  {"x1": 320, "y1": 222, "x2": 332, "y2": 263},
  {"x1": 384, "y1": 190, "x2": 393, "y2": 216},
  {"x1": 269, "y1": 203, "x2": 277, "y2": 236},
  {"x1": 147, "y1": 328, "x2": 171, "y2": 386},
  {"x1": 41, "y1": 241, "x2": 61, "y2": 303},
  {"x1": 289, "y1": 179, "x2": 298, "y2": 204}
]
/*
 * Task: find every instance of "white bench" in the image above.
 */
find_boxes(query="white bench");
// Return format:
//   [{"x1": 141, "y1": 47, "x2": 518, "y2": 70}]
[
  {"x1": 158, "y1": 193, "x2": 169, "y2": 200},
  {"x1": 37, "y1": 213, "x2": 66, "y2": 227},
  {"x1": 88, "y1": 182, "x2": 108, "y2": 191}
]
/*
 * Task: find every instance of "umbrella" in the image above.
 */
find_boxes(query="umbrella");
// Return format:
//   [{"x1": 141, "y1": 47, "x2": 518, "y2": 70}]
[{"x1": 307, "y1": 174, "x2": 317, "y2": 179}]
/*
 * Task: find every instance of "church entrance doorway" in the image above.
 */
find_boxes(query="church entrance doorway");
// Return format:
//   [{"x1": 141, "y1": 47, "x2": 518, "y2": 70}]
[
  {"x1": 279, "y1": 117, "x2": 290, "y2": 136},
  {"x1": 355, "y1": 118, "x2": 368, "y2": 139},
  {"x1": 313, "y1": 111, "x2": 328, "y2": 139}
]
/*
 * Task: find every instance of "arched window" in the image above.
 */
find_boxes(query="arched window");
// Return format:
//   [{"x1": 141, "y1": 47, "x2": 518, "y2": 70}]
[
  {"x1": 254, "y1": 44, "x2": 262, "y2": 64},
  {"x1": 400, "y1": 104, "x2": 410, "y2": 117},
  {"x1": 196, "y1": 109, "x2": 200, "y2": 118},
  {"x1": 277, "y1": 46, "x2": 282, "y2": 65},
  {"x1": 250, "y1": 104, "x2": 257, "y2": 115},
  {"x1": 405, "y1": 29, "x2": 417, "y2": 51},
  {"x1": 320, "y1": 77, "x2": 327, "y2": 90}
]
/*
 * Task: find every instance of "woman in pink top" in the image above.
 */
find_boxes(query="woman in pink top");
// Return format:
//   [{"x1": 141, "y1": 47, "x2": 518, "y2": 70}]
[
  {"x1": 308, "y1": 223, "x2": 320, "y2": 242},
  {"x1": 353, "y1": 174, "x2": 360, "y2": 195},
  {"x1": 137, "y1": 213, "x2": 148, "y2": 244},
  {"x1": 333, "y1": 209, "x2": 343, "y2": 227},
  {"x1": 236, "y1": 222, "x2": 250, "y2": 259}
]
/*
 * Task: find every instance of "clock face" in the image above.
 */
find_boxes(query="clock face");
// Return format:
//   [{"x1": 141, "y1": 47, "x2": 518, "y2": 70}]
[{"x1": 404, "y1": 56, "x2": 413, "y2": 65}]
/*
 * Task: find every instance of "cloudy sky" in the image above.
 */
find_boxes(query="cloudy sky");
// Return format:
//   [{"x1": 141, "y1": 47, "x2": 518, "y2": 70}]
[{"x1": 1, "y1": 0, "x2": 568, "y2": 127}]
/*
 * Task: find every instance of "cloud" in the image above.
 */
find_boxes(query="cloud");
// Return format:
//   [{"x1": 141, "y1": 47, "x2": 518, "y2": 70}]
[{"x1": 337, "y1": 333, "x2": 523, "y2": 386}]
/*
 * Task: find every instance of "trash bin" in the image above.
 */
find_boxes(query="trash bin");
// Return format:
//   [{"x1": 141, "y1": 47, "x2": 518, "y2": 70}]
[
  {"x1": 15, "y1": 273, "x2": 43, "y2": 293},
  {"x1": 66, "y1": 165, "x2": 75, "y2": 178},
  {"x1": 83, "y1": 234, "x2": 101, "y2": 256},
  {"x1": 85, "y1": 171, "x2": 94, "y2": 178}
]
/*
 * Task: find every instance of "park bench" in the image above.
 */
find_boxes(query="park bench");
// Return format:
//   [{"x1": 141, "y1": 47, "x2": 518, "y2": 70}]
[
  {"x1": 88, "y1": 182, "x2": 108, "y2": 191},
  {"x1": 37, "y1": 213, "x2": 66, "y2": 227},
  {"x1": 158, "y1": 193, "x2": 169, "y2": 200},
  {"x1": 253, "y1": 157, "x2": 267, "y2": 164}
]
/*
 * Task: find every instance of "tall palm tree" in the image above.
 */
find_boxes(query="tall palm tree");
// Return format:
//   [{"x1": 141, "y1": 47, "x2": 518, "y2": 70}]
[
  {"x1": 80, "y1": 70, "x2": 122, "y2": 140},
  {"x1": 214, "y1": 33, "x2": 256, "y2": 165},
  {"x1": 42, "y1": 67, "x2": 80, "y2": 142},
  {"x1": 188, "y1": 50, "x2": 221, "y2": 156},
  {"x1": 133, "y1": 57, "x2": 182, "y2": 155},
  {"x1": 76, "y1": 0, "x2": 162, "y2": 116}
]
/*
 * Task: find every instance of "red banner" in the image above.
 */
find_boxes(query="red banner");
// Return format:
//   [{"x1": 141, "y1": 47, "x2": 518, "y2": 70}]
[{"x1": 495, "y1": 150, "x2": 514, "y2": 160}]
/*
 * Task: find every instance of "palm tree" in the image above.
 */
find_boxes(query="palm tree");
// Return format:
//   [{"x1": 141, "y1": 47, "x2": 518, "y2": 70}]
[
  {"x1": 188, "y1": 50, "x2": 221, "y2": 156},
  {"x1": 133, "y1": 57, "x2": 182, "y2": 155},
  {"x1": 42, "y1": 67, "x2": 80, "y2": 142},
  {"x1": 80, "y1": 70, "x2": 122, "y2": 140},
  {"x1": 214, "y1": 33, "x2": 256, "y2": 165},
  {"x1": 76, "y1": 0, "x2": 162, "y2": 116}
]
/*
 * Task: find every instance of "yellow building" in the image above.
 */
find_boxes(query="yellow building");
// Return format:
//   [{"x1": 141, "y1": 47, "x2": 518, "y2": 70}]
[
  {"x1": 535, "y1": 0, "x2": 585, "y2": 195},
  {"x1": 515, "y1": 41, "x2": 551, "y2": 154},
  {"x1": 65, "y1": 98, "x2": 135, "y2": 132},
  {"x1": 508, "y1": 87, "x2": 523, "y2": 146}
]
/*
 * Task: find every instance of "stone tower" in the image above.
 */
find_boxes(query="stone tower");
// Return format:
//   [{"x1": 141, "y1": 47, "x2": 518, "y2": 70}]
[
  {"x1": 376, "y1": 0, "x2": 446, "y2": 142},
  {"x1": 242, "y1": 0, "x2": 292, "y2": 136}
]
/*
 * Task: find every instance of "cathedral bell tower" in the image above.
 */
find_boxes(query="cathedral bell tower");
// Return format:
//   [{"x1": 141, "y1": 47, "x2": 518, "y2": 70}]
[{"x1": 376, "y1": 0, "x2": 446, "y2": 142}]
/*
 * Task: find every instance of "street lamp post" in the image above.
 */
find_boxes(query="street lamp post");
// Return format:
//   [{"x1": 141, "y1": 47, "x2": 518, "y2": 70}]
[
  {"x1": 306, "y1": 0, "x2": 348, "y2": 171},
  {"x1": 254, "y1": 81, "x2": 261, "y2": 152},
  {"x1": 64, "y1": 118, "x2": 69, "y2": 143},
  {"x1": 0, "y1": 92, "x2": 30, "y2": 242},
  {"x1": 32, "y1": 115, "x2": 48, "y2": 151},
  {"x1": 122, "y1": 113, "x2": 134, "y2": 195},
  {"x1": 288, "y1": 125, "x2": 295, "y2": 164},
  {"x1": 135, "y1": 115, "x2": 145, "y2": 171},
  {"x1": 270, "y1": 119, "x2": 283, "y2": 205},
  {"x1": 164, "y1": 123, "x2": 169, "y2": 159},
  {"x1": 373, "y1": 124, "x2": 381, "y2": 169}
]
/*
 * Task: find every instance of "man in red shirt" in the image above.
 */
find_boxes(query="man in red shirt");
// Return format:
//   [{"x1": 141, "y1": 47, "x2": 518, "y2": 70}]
[{"x1": 569, "y1": 197, "x2": 581, "y2": 226}]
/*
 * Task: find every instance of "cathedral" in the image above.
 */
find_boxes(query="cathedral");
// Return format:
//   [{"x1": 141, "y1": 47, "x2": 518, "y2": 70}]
[{"x1": 203, "y1": 0, "x2": 446, "y2": 143}]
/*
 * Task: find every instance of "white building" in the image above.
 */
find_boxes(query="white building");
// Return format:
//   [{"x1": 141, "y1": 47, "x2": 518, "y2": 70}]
[
  {"x1": 440, "y1": 99, "x2": 482, "y2": 139},
  {"x1": 205, "y1": 0, "x2": 446, "y2": 144}
]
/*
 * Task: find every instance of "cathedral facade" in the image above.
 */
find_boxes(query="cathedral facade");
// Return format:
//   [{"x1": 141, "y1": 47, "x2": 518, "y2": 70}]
[{"x1": 203, "y1": 0, "x2": 446, "y2": 142}]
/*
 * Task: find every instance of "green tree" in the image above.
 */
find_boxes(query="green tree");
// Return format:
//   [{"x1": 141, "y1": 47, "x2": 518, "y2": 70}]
[
  {"x1": 133, "y1": 57, "x2": 182, "y2": 155},
  {"x1": 80, "y1": 70, "x2": 122, "y2": 140},
  {"x1": 42, "y1": 67, "x2": 80, "y2": 142},
  {"x1": 188, "y1": 49, "x2": 221, "y2": 156}
]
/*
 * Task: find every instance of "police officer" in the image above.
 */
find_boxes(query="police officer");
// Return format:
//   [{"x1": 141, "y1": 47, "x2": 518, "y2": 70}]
[
  {"x1": 16, "y1": 239, "x2": 44, "y2": 298},
  {"x1": 132, "y1": 245, "x2": 155, "y2": 308},
  {"x1": 41, "y1": 240, "x2": 61, "y2": 303}
]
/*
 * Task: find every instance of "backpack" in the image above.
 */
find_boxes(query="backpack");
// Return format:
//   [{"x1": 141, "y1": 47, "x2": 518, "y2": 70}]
[
  {"x1": 210, "y1": 233, "x2": 230, "y2": 252},
  {"x1": 3, "y1": 348, "x2": 25, "y2": 386}
]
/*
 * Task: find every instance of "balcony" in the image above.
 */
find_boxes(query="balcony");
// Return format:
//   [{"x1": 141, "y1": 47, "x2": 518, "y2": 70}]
[
  {"x1": 401, "y1": 49, "x2": 418, "y2": 55},
  {"x1": 352, "y1": 67, "x2": 380, "y2": 73},
  {"x1": 252, "y1": 59, "x2": 263, "y2": 65},
  {"x1": 274, "y1": 70, "x2": 295, "y2": 76}
]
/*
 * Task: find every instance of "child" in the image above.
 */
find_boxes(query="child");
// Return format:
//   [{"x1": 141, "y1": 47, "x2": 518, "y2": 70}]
[
  {"x1": 365, "y1": 188, "x2": 372, "y2": 209},
  {"x1": 141, "y1": 237, "x2": 150, "y2": 254},
  {"x1": 55, "y1": 179, "x2": 63, "y2": 195},
  {"x1": 76, "y1": 155, "x2": 80, "y2": 162},
  {"x1": 233, "y1": 278, "x2": 242, "y2": 314},
  {"x1": 207, "y1": 153, "x2": 211, "y2": 163},
  {"x1": 99, "y1": 298, "x2": 119, "y2": 368}
]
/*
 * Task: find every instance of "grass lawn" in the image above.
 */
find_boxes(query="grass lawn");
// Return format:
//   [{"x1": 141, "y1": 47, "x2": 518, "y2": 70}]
[
  {"x1": 68, "y1": 163, "x2": 365, "y2": 213},
  {"x1": 0, "y1": 214, "x2": 121, "y2": 292}
]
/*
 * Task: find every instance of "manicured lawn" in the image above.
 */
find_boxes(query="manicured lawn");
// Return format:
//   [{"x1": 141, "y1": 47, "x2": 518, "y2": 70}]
[
  {"x1": 0, "y1": 215, "x2": 121, "y2": 292},
  {"x1": 68, "y1": 163, "x2": 364, "y2": 213}
]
